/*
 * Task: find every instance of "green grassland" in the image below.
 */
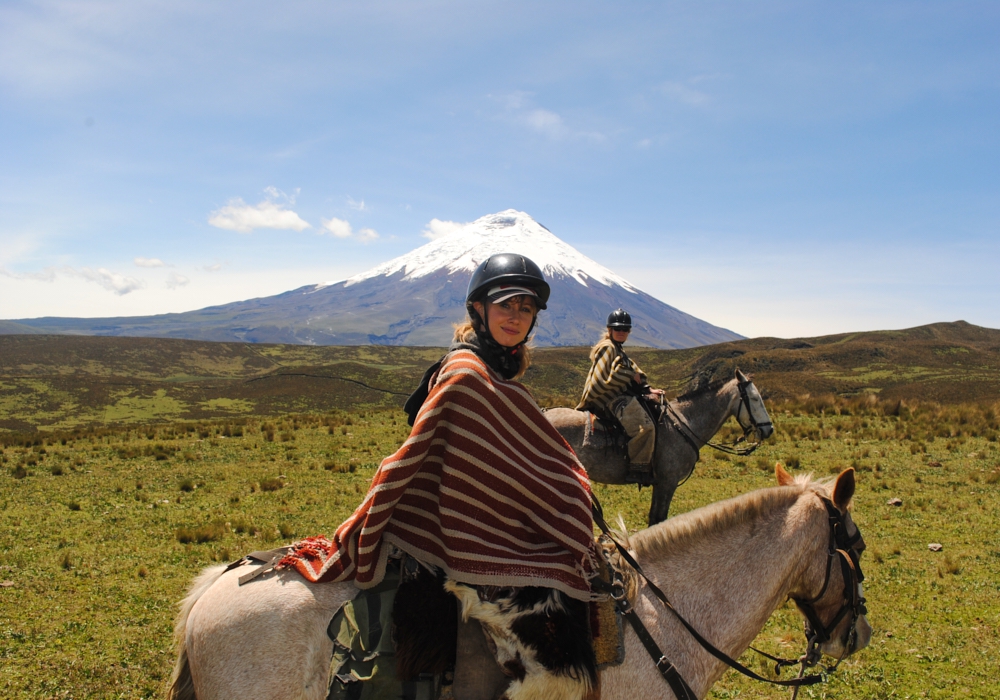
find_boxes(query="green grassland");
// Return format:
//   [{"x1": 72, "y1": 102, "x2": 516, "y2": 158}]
[
  {"x1": 2, "y1": 323, "x2": 1000, "y2": 698},
  {"x1": 2, "y1": 398, "x2": 999, "y2": 699}
]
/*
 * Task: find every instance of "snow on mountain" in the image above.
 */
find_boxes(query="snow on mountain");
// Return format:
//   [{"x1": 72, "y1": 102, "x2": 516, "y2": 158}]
[
  {"x1": 323, "y1": 210, "x2": 637, "y2": 292},
  {"x1": 8, "y1": 210, "x2": 743, "y2": 349}
]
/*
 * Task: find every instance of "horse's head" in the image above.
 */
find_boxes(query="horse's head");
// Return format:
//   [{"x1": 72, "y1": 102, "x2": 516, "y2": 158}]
[
  {"x1": 779, "y1": 465, "x2": 872, "y2": 663},
  {"x1": 734, "y1": 369, "x2": 773, "y2": 441}
]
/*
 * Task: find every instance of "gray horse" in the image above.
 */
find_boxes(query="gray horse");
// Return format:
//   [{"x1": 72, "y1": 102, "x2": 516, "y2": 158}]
[{"x1": 546, "y1": 369, "x2": 773, "y2": 525}]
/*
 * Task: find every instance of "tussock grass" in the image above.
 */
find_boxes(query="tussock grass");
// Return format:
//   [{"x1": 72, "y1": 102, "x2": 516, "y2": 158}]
[{"x1": 1, "y1": 400, "x2": 999, "y2": 698}]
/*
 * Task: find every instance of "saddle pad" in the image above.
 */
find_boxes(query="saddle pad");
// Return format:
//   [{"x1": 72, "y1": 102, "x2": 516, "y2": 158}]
[{"x1": 590, "y1": 553, "x2": 626, "y2": 668}]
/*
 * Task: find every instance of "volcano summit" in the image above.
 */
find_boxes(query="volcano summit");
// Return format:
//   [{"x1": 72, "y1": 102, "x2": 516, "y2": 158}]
[{"x1": 10, "y1": 210, "x2": 742, "y2": 348}]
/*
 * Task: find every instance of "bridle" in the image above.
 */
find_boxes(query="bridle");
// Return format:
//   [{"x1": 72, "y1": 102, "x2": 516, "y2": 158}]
[
  {"x1": 591, "y1": 488, "x2": 867, "y2": 699},
  {"x1": 660, "y1": 377, "x2": 773, "y2": 458},
  {"x1": 789, "y1": 496, "x2": 868, "y2": 673}
]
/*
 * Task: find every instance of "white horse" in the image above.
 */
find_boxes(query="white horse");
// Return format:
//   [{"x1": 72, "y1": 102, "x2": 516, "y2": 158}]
[
  {"x1": 169, "y1": 466, "x2": 870, "y2": 700},
  {"x1": 546, "y1": 369, "x2": 774, "y2": 525}
]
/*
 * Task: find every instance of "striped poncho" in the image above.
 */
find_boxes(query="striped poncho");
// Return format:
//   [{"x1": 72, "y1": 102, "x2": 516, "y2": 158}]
[
  {"x1": 576, "y1": 338, "x2": 645, "y2": 415},
  {"x1": 279, "y1": 349, "x2": 599, "y2": 600}
]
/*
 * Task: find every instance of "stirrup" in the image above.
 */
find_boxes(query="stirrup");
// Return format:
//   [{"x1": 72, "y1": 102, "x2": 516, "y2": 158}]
[{"x1": 625, "y1": 463, "x2": 654, "y2": 486}]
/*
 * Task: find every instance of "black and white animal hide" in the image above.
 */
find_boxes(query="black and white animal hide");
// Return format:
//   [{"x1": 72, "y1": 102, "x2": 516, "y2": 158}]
[{"x1": 446, "y1": 580, "x2": 597, "y2": 700}]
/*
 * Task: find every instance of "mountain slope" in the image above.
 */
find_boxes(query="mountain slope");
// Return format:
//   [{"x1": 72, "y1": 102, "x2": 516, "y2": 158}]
[{"x1": 8, "y1": 210, "x2": 741, "y2": 349}]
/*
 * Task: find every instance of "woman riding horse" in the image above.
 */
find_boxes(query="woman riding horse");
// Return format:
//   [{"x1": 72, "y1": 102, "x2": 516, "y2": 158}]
[
  {"x1": 279, "y1": 253, "x2": 599, "y2": 700},
  {"x1": 577, "y1": 308, "x2": 664, "y2": 484}
]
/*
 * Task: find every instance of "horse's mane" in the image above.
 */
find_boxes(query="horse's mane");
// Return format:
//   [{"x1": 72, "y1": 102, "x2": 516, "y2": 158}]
[
  {"x1": 675, "y1": 377, "x2": 731, "y2": 402},
  {"x1": 631, "y1": 474, "x2": 829, "y2": 560}
]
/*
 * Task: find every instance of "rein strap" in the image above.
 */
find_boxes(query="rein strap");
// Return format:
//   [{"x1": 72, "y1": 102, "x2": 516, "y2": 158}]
[{"x1": 591, "y1": 496, "x2": 826, "y2": 692}]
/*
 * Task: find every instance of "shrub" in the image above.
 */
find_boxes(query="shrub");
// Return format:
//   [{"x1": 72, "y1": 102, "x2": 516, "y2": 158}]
[
  {"x1": 67, "y1": 501, "x2": 81, "y2": 511},
  {"x1": 175, "y1": 520, "x2": 227, "y2": 544},
  {"x1": 278, "y1": 523, "x2": 295, "y2": 539},
  {"x1": 179, "y1": 478, "x2": 196, "y2": 492},
  {"x1": 230, "y1": 517, "x2": 259, "y2": 535},
  {"x1": 260, "y1": 478, "x2": 284, "y2": 492}
]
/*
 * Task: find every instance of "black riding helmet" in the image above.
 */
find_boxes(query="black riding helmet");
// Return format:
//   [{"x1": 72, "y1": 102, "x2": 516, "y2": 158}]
[
  {"x1": 607, "y1": 308, "x2": 632, "y2": 330},
  {"x1": 466, "y1": 253, "x2": 550, "y2": 309}
]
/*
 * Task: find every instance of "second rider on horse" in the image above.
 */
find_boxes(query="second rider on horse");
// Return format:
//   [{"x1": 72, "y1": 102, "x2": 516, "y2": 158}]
[{"x1": 577, "y1": 308, "x2": 664, "y2": 484}]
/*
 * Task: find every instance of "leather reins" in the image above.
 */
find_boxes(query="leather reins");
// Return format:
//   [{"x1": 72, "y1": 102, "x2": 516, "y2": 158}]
[
  {"x1": 661, "y1": 379, "x2": 772, "y2": 458},
  {"x1": 591, "y1": 490, "x2": 866, "y2": 698}
]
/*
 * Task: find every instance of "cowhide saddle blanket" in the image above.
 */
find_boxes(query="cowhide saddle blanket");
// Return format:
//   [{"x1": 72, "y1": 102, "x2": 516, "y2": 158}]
[{"x1": 228, "y1": 543, "x2": 632, "y2": 700}]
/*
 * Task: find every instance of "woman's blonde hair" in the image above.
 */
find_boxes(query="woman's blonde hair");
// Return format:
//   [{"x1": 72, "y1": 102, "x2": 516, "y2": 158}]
[
  {"x1": 453, "y1": 297, "x2": 535, "y2": 379},
  {"x1": 589, "y1": 328, "x2": 612, "y2": 362}
]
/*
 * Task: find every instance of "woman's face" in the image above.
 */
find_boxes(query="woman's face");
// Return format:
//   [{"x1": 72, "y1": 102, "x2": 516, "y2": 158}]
[
  {"x1": 610, "y1": 328, "x2": 630, "y2": 344},
  {"x1": 473, "y1": 295, "x2": 537, "y2": 348}
]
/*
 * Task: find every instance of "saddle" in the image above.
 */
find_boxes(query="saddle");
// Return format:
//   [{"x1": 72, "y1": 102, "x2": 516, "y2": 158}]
[{"x1": 224, "y1": 546, "x2": 630, "y2": 700}]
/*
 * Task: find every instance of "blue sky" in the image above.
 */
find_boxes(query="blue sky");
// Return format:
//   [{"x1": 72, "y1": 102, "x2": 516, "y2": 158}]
[{"x1": 1, "y1": 1, "x2": 997, "y2": 339}]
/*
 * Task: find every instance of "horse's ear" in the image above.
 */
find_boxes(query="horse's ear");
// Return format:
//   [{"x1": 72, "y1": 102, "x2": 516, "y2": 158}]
[
  {"x1": 735, "y1": 368, "x2": 748, "y2": 383},
  {"x1": 775, "y1": 462, "x2": 794, "y2": 485},
  {"x1": 832, "y1": 468, "x2": 856, "y2": 511}
]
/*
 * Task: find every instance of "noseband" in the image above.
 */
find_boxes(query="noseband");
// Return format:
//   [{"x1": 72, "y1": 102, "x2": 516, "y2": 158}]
[
  {"x1": 736, "y1": 378, "x2": 773, "y2": 442},
  {"x1": 791, "y1": 497, "x2": 868, "y2": 667}
]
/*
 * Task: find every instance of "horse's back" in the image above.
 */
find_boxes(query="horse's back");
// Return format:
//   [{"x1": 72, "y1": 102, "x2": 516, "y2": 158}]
[{"x1": 185, "y1": 563, "x2": 354, "y2": 700}]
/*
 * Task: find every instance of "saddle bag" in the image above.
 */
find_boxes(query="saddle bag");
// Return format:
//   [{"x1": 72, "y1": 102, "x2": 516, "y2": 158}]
[{"x1": 327, "y1": 563, "x2": 443, "y2": 700}]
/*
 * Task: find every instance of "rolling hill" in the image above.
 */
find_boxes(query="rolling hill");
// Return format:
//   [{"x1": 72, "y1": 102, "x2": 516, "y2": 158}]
[{"x1": 1, "y1": 321, "x2": 998, "y2": 433}]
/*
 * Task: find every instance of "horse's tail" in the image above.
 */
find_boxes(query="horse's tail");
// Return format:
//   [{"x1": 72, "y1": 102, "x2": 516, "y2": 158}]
[{"x1": 168, "y1": 564, "x2": 228, "y2": 700}]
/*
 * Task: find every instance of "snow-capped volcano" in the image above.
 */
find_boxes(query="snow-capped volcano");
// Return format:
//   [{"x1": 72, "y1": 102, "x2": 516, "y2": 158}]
[
  {"x1": 334, "y1": 210, "x2": 636, "y2": 292},
  {"x1": 8, "y1": 210, "x2": 742, "y2": 348}
]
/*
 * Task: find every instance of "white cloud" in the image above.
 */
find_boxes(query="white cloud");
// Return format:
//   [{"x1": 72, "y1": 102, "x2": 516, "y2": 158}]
[
  {"x1": 75, "y1": 267, "x2": 144, "y2": 295},
  {"x1": 208, "y1": 197, "x2": 310, "y2": 233},
  {"x1": 0, "y1": 266, "x2": 57, "y2": 282},
  {"x1": 346, "y1": 196, "x2": 368, "y2": 212},
  {"x1": 321, "y1": 217, "x2": 354, "y2": 239},
  {"x1": 166, "y1": 272, "x2": 190, "y2": 289},
  {"x1": 491, "y1": 92, "x2": 604, "y2": 142},
  {"x1": 203, "y1": 263, "x2": 222, "y2": 272},
  {"x1": 658, "y1": 80, "x2": 711, "y2": 106},
  {"x1": 319, "y1": 217, "x2": 379, "y2": 243},
  {"x1": 134, "y1": 257, "x2": 166, "y2": 267},
  {"x1": 422, "y1": 218, "x2": 465, "y2": 240}
]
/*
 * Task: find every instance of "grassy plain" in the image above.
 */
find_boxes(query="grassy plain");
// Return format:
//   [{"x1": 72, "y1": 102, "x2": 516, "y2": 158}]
[{"x1": 2, "y1": 398, "x2": 999, "y2": 699}]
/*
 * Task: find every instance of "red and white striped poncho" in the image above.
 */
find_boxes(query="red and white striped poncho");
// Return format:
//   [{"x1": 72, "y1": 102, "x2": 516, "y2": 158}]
[{"x1": 279, "y1": 349, "x2": 598, "y2": 600}]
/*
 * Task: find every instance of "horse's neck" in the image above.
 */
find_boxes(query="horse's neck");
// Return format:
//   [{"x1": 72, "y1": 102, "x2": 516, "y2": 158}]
[
  {"x1": 637, "y1": 491, "x2": 826, "y2": 692},
  {"x1": 671, "y1": 379, "x2": 738, "y2": 439}
]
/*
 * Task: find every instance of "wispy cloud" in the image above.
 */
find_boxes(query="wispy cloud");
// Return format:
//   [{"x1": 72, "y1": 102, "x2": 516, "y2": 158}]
[
  {"x1": 2, "y1": 265, "x2": 143, "y2": 295},
  {"x1": 491, "y1": 91, "x2": 605, "y2": 142},
  {"x1": 166, "y1": 272, "x2": 190, "y2": 289},
  {"x1": 422, "y1": 218, "x2": 465, "y2": 240},
  {"x1": 208, "y1": 190, "x2": 310, "y2": 233},
  {"x1": 320, "y1": 217, "x2": 379, "y2": 242},
  {"x1": 74, "y1": 267, "x2": 144, "y2": 295},
  {"x1": 346, "y1": 196, "x2": 368, "y2": 212},
  {"x1": 134, "y1": 257, "x2": 166, "y2": 267},
  {"x1": 657, "y1": 75, "x2": 720, "y2": 106},
  {"x1": 203, "y1": 263, "x2": 223, "y2": 272},
  {"x1": 0, "y1": 266, "x2": 57, "y2": 282}
]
